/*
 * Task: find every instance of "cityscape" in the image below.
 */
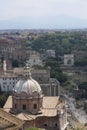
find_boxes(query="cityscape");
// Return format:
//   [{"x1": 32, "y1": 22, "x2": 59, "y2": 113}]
[{"x1": 0, "y1": 0, "x2": 87, "y2": 130}]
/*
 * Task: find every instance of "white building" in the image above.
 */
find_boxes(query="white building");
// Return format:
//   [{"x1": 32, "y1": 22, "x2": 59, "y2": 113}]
[
  {"x1": 27, "y1": 52, "x2": 43, "y2": 67},
  {"x1": 0, "y1": 72, "x2": 17, "y2": 92},
  {"x1": 46, "y1": 50, "x2": 56, "y2": 58},
  {"x1": 0, "y1": 60, "x2": 18, "y2": 92},
  {"x1": 64, "y1": 54, "x2": 74, "y2": 66}
]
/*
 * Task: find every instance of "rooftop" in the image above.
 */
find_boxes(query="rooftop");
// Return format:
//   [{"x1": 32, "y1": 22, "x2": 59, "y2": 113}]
[
  {"x1": 0, "y1": 108, "x2": 24, "y2": 130},
  {"x1": 4, "y1": 96, "x2": 65, "y2": 121}
]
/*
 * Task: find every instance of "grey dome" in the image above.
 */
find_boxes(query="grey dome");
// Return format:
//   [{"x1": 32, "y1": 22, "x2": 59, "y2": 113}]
[
  {"x1": 14, "y1": 78, "x2": 42, "y2": 96},
  {"x1": 13, "y1": 64, "x2": 43, "y2": 97}
]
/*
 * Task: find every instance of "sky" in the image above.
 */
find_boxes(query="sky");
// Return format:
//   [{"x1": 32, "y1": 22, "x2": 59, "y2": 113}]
[{"x1": 0, "y1": 0, "x2": 87, "y2": 29}]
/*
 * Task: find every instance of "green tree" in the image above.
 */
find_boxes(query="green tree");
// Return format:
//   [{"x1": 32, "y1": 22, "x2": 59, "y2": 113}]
[
  {"x1": 0, "y1": 93, "x2": 9, "y2": 107},
  {"x1": 75, "y1": 57, "x2": 87, "y2": 67},
  {"x1": 0, "y1": 85, "x2": 1, "y2": 94},
  {"x1": 78, "y1": 82, "x2": 87, "y2": 90},
  {"x1": 45, "y1": 58, "x2": 67, "y2": 84},
  {"x1": 12, "y1": 59, "x2": 19, "y2": 67}
]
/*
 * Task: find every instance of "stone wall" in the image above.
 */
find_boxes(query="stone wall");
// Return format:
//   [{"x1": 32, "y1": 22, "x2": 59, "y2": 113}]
[
  {"x1": 24, "y1": 116, "x2": 61, "y2": 130},
  {"x1": 12, "y1": 96, "x2": 43, "y2": 114}
]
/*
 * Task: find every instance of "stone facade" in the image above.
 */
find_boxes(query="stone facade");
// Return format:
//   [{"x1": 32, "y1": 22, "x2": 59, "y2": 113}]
[
  {"x1": 0, "y1": 73, "x2": 17, "y2": 92},
  {"x1": 3, "y1": 65, "x2": 68, "y2": 130},
  {"x1": 46, "y1": 50, "x2": 56, "y2": 58},
  {"x1": 4, "y1": 96, "x2": 68, "y2": 130},
  {"x1": 12, "y1": 94, "x2": 43, "y2": 114},
  {"x1": 0, "y1": 108, "x2": 23, "y2": 130},
  {"x1": 0, "y1": 67, "x2": 60, "y2": 96},
  {"x1": 64, "y1": 54, "x2": 74, "y2": 66},
  {"x1": 23, "y1": 115, "x2": 67, "y2": 130},
  {"x1": 27, "y1": 51, "x2": 43, "y2": 67}
]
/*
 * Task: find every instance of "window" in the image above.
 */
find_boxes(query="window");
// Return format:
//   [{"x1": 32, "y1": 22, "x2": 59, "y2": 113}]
[
  {"x1": 67, "y1": 59, "x2": 71, "y2": 64},
  {"x1": 44, "y1": 124, "x2": 47, "y2": 127},
  {"x1": 39, "y1": 77, "x2": 42, "y2": 81},
  {"x1": 34, "y1": 104, "x2": 37, "y2": 109},
  {"x1": 55, "y1": 123, "x2": 57, "y2": 127},
  {"x1": 15, "y1": 104, "x2": 17, "y2": 109},
  {"x1": 23, "y1": 104, "x2": 26, "y2": 110}
]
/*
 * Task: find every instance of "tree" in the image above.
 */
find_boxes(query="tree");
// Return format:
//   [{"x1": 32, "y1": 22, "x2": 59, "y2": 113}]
[
  {"x1": 45, "y1": 58, "x2": 67, "y2": 84},
  {"x1": 0, "y1": 85, "x2": 1, "y2": 93},
  {"x1": 0, "y1": 93, "x2": 9, "y2": 107},
  {"x1": 78, "y1": 82, "x2": 87, "y2": 90},
  {"x1": 12, "y1": 59, "x2": 19, "y2": 67},
  {"x1": 75, "y1": 57, "x2": 87, "y2": 67}
]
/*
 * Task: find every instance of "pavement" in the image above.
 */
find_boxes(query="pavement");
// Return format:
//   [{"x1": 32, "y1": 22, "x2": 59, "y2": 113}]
[{"x1": 63, "y1": 94, "x2": 87, "y2": 124}]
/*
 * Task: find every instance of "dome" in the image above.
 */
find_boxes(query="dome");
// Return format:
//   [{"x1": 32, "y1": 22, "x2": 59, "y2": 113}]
[
  {"x1": 13, "y1": 64, "x2": 42, "y2": 97},
  {"x1": 12, "y1": 64, "x2": 43, "y2": 114},
  {"x1": 14, "y1": 78, "x2": 42, "y2": 96}
]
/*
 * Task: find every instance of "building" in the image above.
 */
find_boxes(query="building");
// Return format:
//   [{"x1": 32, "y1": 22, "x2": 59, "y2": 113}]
[
  {"x1": 0, "y1": 66, "x2": 60, "y2": 96},
  {"x1": 64, "y1": 54, "x2": 74, "y2": 66},
  {"x1": 27, "y1": 51, "x2": 43, "y2": 67},
  {"x1": 0, "y1": 73, "x2": 17, "y2": 92},
  {"x1": 46, "y1": 50, "x2": 56, "y2": 58},
  {"x1": 4, "y1": 65, "x2": 68, "y2": 130},
  {"x1": 0, "y1": 61, "x2": 18, "y2": 92},
  {"x1": 13, "y1": 67, "x2": 60, "y2": 96},
  {"x1": 0, "y1": 108, "x2": 23, "y2": 130},
  {"x1": 0, "y1": 61, "x2": 60, "y2": 96}
]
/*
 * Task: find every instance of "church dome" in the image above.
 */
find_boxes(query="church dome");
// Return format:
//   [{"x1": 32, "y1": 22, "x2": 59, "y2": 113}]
[
  {"x1": 13, "y1": 64, "x2": 42, "y2": 97},
  {"x1": 14, "y1": 79, "x2": 42, "y2": 96}
]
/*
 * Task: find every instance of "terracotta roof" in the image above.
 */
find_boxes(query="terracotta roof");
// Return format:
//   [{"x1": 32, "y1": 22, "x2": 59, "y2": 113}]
[
  {"x1": 43, "y1": 96, "x2": 60, "y2": 109},
  {"x1": 0, "y1": 108, "x2": 24, "y2": 130},
  {"x1": 0, "y1": 72, "x2": 17, "y2": 78},
  {"x1": 3, "y1": 96, "x2": 12, "y2": 112},
  {"x1": 4, "y1": 96, "x2": 65, "y2": 121}
]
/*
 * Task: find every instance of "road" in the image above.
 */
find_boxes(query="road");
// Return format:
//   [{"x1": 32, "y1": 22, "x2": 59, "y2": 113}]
[{"x1": 63, "y1": 94, "x2": 87, "y2": 124}]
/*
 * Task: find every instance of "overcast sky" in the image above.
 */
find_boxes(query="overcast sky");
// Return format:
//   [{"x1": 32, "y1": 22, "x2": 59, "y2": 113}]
[{"x1": 0, "y1": 0, "x2": 87, "y2": 29}]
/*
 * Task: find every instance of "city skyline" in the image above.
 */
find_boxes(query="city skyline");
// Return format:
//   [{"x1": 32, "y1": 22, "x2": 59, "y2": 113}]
[{"x1": 0, "y1": 0, "x2": 87, "y2": 29}]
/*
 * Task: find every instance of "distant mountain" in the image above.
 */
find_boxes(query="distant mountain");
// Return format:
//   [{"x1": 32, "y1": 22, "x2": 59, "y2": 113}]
[{"x1": 0, "y1": 15, "x2": 87, "y2": 29}]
